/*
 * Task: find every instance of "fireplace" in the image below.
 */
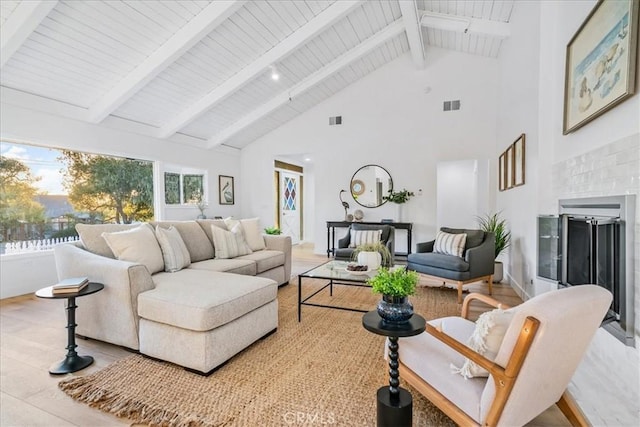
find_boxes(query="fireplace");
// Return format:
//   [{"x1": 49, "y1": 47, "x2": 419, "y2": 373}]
[{"x1": 558, "y1": 196, "x2": 636, "y2": 346}]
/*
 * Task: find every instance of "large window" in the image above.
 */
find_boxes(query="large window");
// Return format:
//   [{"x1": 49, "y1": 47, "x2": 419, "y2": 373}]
[
  {"x1": 0, "y1": 140, "x2": 154, "y2": 248},
  {"x1": 164, "y1": 169, "x2": 205, "y2": 205}
]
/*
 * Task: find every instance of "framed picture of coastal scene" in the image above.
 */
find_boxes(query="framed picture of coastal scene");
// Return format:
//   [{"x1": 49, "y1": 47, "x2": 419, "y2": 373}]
[
  {"x1": 563, "y1": 0, "x2": 639, "y2": 134},
  {"x1": 219, "y1": 175, "x2": 234, "y2": 205}
]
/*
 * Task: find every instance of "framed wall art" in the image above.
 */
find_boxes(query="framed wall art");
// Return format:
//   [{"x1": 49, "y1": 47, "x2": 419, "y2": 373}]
[
  {"x1": 218, "y1": 175, "x2": 234, "y2": 205},
  {"x1": 513, "y1": 133, "x2": 526, "y2": 187},
  {"x1": 563, "y1": 0, "x2": 639, "y2": 134},
  {"x1": 505, "y1": 145, "x2": 514, "y2": 190},
  {"x1": 498, "y1": 152, "x2": 506, "y2": 191}
]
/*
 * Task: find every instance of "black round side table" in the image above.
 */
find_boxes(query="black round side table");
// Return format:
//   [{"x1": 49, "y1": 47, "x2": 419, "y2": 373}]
[
  {"x1": 362, "y1": 310, "x2": 426, "y2": 427},
  {"x1": 35, "y1": 282, "x2": 104, "y2": 375}
]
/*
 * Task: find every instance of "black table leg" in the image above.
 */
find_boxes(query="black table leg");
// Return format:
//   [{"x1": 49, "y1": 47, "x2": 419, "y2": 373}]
[
  {"x1": 298, "y1": 275, "x2": 302, "y2": 322},
  {"x1": 49, "y1": 296, "x2": 93, "y2": 375},
  {"x1": 377, "y1": 336, "x2": 412, "y2": 427}
]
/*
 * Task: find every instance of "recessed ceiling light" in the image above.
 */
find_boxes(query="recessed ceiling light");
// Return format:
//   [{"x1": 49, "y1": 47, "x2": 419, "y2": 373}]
[
  {"x1": 270, "y1": 65, "x2": 279, "y2": 81},
  {"x1": 304, "y1": 157, "x2": 311, "y2": 162}
]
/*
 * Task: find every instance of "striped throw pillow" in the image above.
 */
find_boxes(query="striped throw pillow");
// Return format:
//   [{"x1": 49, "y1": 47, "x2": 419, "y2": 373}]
[
  {"x1": 433, "y1": 231, "x2": 467, "y2": 258},
  {"x1": 211, "y1": 223, "x2": 252, "y2": 259},
  {"x1": 349, "y1": 229, "x2": 383, "y2": 248},
  {"x1": 155, "y1": 225, "x2": 191, "y2": 272}
]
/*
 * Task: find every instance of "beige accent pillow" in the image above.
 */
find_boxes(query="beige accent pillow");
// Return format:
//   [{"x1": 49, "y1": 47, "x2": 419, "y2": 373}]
[
  {"x1": 211, "y1": 223, "x2": 252, "y2": 259},
  {"x1": 155, "y1": 225, "x2": 191, "y2": 272},
  {"x1": 433, "y1": 231, "x2": 467, "y2": 258},
  {"x1": 224, "y1": 217, "x2": 239, "y2": 230},
  {"x1": 101, "y1": 224, "x2": 164, "y2": 274},
  {"x1": 349, "y1": 229, "x2": 382, "y2": 248},
  {"x1": 451, "y1": 307, "x2": 514, "y2": 378},
  {"x1": 76, "y1": 223, "x2": 138, "y2": 258},
  {"x1": 240, "y1": 218, "x2": 266, "y2": 251}
]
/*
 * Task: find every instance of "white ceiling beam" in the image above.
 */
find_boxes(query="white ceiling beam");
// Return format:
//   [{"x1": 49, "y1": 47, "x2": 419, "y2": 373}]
[
  {"x1": 157, "y1": 0, "x2": 364, "y2": 139},
  {"x1": 86, "y1": 0, "x2": 245, "y2": 124},
  {"x1": 0, "y1": 0, "x2": 58, "y2": 69},
  {"x1": 419, "y1": 11, "x2": 510, "y2": 39},
  {"x1": 207, "y1": 19, "x2": 405, "y2": 148},
  {"x1": 398, "y1": 1, "x2": 425, "y2": 69}
]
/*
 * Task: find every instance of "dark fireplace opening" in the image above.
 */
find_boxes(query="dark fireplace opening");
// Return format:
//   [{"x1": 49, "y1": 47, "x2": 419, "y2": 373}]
[
  {"x1": 565, "y1": 216, "x2": 620, "y2": 323},
  {"x1": 538, "y1": 195, "x2": 635, "y2": 346}
]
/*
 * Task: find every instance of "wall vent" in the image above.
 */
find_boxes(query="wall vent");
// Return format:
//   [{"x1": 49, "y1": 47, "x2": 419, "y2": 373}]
[
  {"x1": 329, "y1": 116, "x2": 342, "y2": 125},
  {"x1": 443, "y1": 100, "x2": 461, "y2": 111}
]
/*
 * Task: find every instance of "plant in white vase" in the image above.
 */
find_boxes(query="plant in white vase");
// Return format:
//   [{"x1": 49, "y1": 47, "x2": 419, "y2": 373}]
[
  {"x1": 351, "y1": 242, "x2": 392, "y2": 270},
  {"x1": 382, "y1": 189, "x2": 414, "y2": 222}
]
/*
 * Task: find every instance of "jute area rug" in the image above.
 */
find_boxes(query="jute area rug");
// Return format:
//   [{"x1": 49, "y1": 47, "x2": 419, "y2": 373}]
[{"x1": 59, "y1": 280, "x2": 459, "y2": 427}]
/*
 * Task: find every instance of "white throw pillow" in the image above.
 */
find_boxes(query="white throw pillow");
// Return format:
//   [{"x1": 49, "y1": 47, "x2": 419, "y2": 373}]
[
  {"x1": 349, "y1": 229, "x2": 382, "y2": 248},
  {"x1": 224, "y1": 216, "x2": 239, "y2": 231},
  {"x1": 433, "y1": 231, "x2": 467, "y2": 258},
  {"x1": 451, "y1": 307, "x2": 514, "y2": 378},
  {"x1": 240, "y1": 218, "x2": 266, "y2": 251},
  {"x1": 211, "y1": 223, "x2": 252, "y2": 259},
  {"x1": 102, "y1": 223, "x2": 164, "y2": 274},
  {"x1": 155, "y1": 225, "x2": 191, "y2": 272}
]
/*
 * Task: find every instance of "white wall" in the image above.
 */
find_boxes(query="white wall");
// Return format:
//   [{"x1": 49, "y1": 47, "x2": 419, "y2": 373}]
[
  {"x1": 436, "y1": 160, "x2": 489, "y2": 230},
  {"x1": 241, "y1": 49, "x2": 499, "y2": 254},
  {"x1": 496, "y1": 1, "x2": 639, "y2": 424}
]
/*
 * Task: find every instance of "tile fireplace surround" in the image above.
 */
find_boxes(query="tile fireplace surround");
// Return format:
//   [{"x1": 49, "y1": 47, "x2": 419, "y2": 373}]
[{"x1": 551, "y1": 133, "x2": 639, "y2": 426}]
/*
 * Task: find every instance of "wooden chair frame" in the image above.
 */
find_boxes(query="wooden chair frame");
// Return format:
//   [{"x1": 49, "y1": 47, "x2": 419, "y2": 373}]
[
  {"x1": 399, "y1": 293, "x2": 590, "y2": 426},
  {"x1": 418, "y1": 273, "x2": 493, "y2": 304}
]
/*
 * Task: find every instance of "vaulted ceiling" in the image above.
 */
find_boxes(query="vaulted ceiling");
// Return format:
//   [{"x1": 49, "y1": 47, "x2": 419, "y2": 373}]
[{"x1": 0, "y1": 1, "x2": 514, "y2": 151}]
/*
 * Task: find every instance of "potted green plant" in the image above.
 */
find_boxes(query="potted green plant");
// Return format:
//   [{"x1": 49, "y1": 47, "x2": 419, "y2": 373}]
[
  {"x1": 382, "y1": 188, "x2": 415, "y2": 203},
  {"x1": 476, "y1": 212, "x2": 511, "y2": 282},
  {"x1": 382, "y1": 188, "x2": 415, "y2": 221},
  {"x1": 367, "y1": 267, "x2": 419, "y2": 323},
  {"x1": 264, "y1": 226, "x2": 282, "y2": 235},
  {"x1": 351, "y1": 241, "x2": 392, "y2": 269}
]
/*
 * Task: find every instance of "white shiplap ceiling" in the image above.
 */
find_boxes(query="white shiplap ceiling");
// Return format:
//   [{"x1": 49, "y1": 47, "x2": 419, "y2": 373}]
[{"x1": 0, "y1": 0, "x2": 514, "y2": 150}]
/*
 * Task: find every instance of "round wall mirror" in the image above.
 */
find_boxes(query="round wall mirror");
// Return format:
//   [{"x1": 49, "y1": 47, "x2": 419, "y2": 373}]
[{"x1": 350, "y1": 164, "x2": 393, "y2": 208}]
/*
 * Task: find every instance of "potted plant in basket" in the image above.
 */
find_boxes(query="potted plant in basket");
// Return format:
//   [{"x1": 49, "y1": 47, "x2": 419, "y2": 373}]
[
  {"x1": 368, "y1": 267, "x2": 419, "y2": 323},
  {"x1": 476, "y1": 212, "x2": 511, "y2": 283},
  {"x1": 264, "y1": 226, "x2": 282, "y2": 235},
  {"x1": 351, "y1": 241, "x2": 392, "y2": 269}
]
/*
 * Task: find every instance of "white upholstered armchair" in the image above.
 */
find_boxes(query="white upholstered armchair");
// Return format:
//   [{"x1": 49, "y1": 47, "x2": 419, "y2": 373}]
[{"x1": 398, "y1": 285, "x2": 612, "y2": 426}]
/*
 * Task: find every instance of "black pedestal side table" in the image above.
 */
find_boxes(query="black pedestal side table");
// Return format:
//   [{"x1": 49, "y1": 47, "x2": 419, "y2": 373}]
[
  {"x1": 362, "y1": 311, "x2": 426, "y2": 427},
  {"x1": 35, "y1": 282, "x2": 104, "y2": 375}
]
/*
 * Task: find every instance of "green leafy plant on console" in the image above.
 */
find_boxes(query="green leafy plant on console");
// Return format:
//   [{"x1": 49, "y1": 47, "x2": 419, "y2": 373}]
[{"x1": 382, "y1": 189, "x2": 415, "y2": 204}]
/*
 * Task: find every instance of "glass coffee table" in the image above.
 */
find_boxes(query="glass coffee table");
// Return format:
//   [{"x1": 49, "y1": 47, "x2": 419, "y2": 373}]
[{"x1": 297, "y1": 260, "x2": 403, "y2": 321}]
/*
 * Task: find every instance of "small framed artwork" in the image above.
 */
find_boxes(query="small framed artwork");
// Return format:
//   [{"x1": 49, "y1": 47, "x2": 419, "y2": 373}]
[
  {"x1": 506, "y1": 145, "x2": 514, "y2": 189},
  {"x1": 513, "y1": 134, "x2": 526, "y2": 187},
  {"x1": 563, "y1": 0, "x2": 639, "y2": 134},
  {"x1": 219, "y1": 175, "x2": 234, "y2": 205},
  {"x1": 498, "y1": 152, "x2": 506, "y2": 191}
]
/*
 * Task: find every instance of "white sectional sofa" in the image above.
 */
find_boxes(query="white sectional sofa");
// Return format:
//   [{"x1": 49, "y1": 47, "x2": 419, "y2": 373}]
[{"x1": 54, "y1": 219, "x2": 291, "y2": 374}]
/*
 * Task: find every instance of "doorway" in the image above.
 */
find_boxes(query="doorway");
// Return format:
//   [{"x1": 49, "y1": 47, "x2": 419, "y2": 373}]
[{"x1": 274, "y1": 161, "x2": 303, "y2": 244}]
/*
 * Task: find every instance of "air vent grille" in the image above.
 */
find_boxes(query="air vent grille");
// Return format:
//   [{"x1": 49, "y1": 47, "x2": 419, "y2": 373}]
[
  {"x1": 443, "y1": 100, "x2": 461, "y2": 111},
  {"x1": 329, "y1": 116, "x2": 342, "y2": 125}
]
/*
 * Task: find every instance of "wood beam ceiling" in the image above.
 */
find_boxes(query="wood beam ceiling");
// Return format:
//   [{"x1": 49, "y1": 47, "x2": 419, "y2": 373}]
[
  {"x1": 157, "y1": 0, "x2": 364, "y2": 139},
  {"x1": 86, "y1": 1, "x2": 245, "y2": 124},
  {"x1": 207, "y1": 19, "x2": 406, "y2": 148},
  {"x1": 0, "y1": 0, "x2": 58, "y2": 69},
  {"x1": 398, "y1": 0, "x2": 425, "y2": 69}
]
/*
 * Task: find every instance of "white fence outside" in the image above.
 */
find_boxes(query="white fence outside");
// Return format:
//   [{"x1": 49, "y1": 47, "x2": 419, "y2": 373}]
[{"x1": 1, "y1": 236, "x2": 80, "y2": 255}]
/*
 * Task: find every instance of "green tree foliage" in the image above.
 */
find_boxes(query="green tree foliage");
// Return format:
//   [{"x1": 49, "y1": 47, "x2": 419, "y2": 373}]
[
  {"x1": 0, "y1": 156, "x2": 46, "y2": 241},
  {"x1": 60, "y1": 151, "x2": 154, "y2": 224}
]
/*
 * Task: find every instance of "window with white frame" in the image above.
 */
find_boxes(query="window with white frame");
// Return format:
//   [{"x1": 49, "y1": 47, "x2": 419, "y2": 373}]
[{"x1": 164, "y1": 168, "x2": 206, "y2": 205}]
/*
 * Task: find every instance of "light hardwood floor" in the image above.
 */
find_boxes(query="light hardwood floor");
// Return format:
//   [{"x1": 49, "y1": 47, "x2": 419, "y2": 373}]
[{"x1": 0, "y1": 244, "x2": 569, "y2": 426}]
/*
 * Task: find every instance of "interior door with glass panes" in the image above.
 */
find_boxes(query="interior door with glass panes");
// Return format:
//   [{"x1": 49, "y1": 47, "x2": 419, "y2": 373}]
[{"x1": 279, "y1": 171, "x2": 300, "y2": 244}]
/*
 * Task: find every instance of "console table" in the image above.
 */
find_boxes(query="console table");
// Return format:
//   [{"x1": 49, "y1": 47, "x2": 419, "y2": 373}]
[{"x1": 326, "y1": 221, "x2": 413, "y2": 258}]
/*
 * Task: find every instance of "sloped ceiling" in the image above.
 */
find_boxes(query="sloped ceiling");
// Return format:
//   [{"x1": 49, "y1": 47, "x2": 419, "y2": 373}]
[{"x1": 0, "y1": 0, "x2": 513, "y2": 151}]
